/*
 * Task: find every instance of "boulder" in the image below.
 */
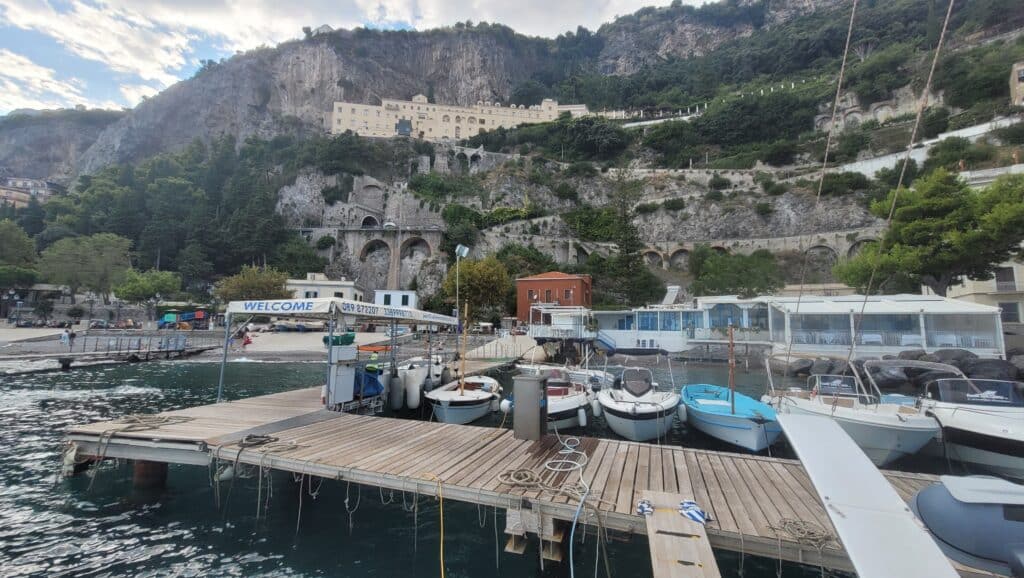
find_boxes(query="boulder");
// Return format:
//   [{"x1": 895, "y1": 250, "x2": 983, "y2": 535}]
[
  {"x1": 897, "y1": 349, "x2": 927, "y2": 360},
  {"x1": 912, "y1": 370, "x2": 961, "y2": 389},
  {"x1": 831, "y1": 359, "x2": 851, "y2": 376},
  {"x1": 961, "y1": 358, "x2": 1020, "y2": 381},
  {"x1": 869, "y1": 366, "x2": 909, "y2": 388},
  {"x1": 809, "y1": 358, "x2": 833, "y2": 376},
  {"x1": 1011, "y1": 355, "x2": 1024, "y2": 375},
  {"x1": 882, "y1": 354, "x2": 897, "y2": 360},
  {"x1": 933, "y1": 348, "x2": 977, "y2": 364},
  {"x1": 787, "y1": 358, "x2": 813, "y2": 377},
  {"x1": 919, "y1": 354, "x2": 941, "y2": 364}
]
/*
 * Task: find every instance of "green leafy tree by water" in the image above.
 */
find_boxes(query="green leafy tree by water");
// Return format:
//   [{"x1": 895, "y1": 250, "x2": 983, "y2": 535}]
[
  {"x1": 834, "y1": 171, "x2": 1024, "y2": 296},
  {"x1": 39, "y1": 233, "x2": 132, "y2": 303},
  {"x1": 114, "y1": 269, "x2": 182, "y2": 304}
]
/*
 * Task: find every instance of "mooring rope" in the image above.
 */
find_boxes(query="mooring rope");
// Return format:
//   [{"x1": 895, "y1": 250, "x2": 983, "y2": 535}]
[
  {"x1": 87, "y1": 414, "x2": 194, "y2": 491},
  {"x1": 771, "y1": 518, "x2": 838, "y2": 578}
]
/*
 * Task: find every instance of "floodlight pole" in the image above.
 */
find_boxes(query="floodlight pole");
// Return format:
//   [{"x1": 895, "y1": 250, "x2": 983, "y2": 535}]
[{"x1": 216, "y1": 312, "x2": 232, "y2": 403}]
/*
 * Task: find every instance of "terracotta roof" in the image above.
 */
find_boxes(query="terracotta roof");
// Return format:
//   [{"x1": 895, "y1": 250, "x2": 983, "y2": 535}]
[{"x1": 517, "y1": 271, "x2": 590, "y2": 281}]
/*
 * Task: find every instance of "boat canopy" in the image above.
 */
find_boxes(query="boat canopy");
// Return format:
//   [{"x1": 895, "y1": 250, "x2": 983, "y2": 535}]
[{"x1": 224, "y1": 297, "x2": 457, "y2": 326}]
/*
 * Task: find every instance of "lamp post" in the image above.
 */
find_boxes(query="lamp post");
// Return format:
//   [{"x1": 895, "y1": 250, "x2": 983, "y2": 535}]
[
  {"x1": 13, "y1": 293, "x2": 23, "y2": 325},
  {"x1": 454, "y1": 244, "x2": 470, "y2": 328}
]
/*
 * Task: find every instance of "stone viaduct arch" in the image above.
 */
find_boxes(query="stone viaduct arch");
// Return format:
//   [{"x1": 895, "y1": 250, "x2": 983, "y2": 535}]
[{"x1": 642, "y1": 226, "x2": 884, "y2": 270}]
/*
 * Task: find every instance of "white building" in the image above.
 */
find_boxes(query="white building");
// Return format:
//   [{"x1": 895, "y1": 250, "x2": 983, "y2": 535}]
[
  {"x1": 286, "y1": 273, "x2": 364, "y2": 301},
  {"x1": 528, "y1": 294, "x2": 1006, "y2": 359},
  {"x1": 374, "y1": 290, "x2": 417, "y2": 309}
]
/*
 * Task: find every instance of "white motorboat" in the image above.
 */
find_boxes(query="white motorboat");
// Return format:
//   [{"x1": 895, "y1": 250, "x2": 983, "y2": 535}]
[
  {"x1": 762, "y1": 356, "x2": 940, "y2": 466},
  {"x1": 505, "y1": 364, "x2": 612, "y2": 430},
  {"x1": 426, "y1": 375, "x2": 501, "y2": 425},
  {"x1": 597, "y1": 367, "x2": 679, "y2": 442},
  {"x1": 867, "y1": 359, "x2": 1024, "y2": 480}
]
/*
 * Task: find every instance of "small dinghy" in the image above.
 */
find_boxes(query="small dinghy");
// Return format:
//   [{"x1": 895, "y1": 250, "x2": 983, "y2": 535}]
[
  {"x1": 426, "y1": 375, "x2": 501, "y2": 425},
  {"x1": 681, "y1": 384, "x2": 781, "y2": 451}
]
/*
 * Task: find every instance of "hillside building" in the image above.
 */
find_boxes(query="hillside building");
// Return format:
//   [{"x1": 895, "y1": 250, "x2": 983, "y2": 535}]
[
  {"x1": 330, "y1": 94, "x2": 588, "y2": 142},
  {"x1": 516, "y1": 271, "x2": 592, "y2": 323},
  {"x1": 287, "y1": 273, "x2": 365, "y2": 301},
  {"x1": 374, "y1": 290, "x2": 417, "y2": 309},
  {"x1": 1012, "y1": 61, "x2": 1024, "y2": 106},
  {"x1": 922, "y1": 261, "x2": 1023, "y2": 329},
  {"x1": 0, "y1": 177, "x2": 56, "y2": 209}
]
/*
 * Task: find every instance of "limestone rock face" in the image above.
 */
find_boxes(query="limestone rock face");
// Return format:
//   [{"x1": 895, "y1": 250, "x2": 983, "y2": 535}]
[{"x1": 0, "y1": 110, "x2": 123, "y2": 184}]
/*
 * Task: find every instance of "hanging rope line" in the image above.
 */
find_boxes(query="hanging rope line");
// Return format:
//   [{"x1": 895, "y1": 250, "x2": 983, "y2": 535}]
[
  {"x1": 845, "y1": 0, "x2": 957, "y2": 363},
  {"x1": 783, "y1": 0, "x2": 860, "y2": 370}
]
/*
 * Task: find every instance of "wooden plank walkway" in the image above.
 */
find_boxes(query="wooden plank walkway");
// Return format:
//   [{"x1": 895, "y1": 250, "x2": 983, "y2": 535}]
[
  {"x1": 65, "y1": 387, "x2": 1001, "y2": 577},
  {"x1": 643, "y1": 490, "x2": 720, "y2": 578}
]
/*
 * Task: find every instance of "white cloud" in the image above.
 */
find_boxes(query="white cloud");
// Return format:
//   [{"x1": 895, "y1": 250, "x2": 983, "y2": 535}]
[
  {"x1": 0, "y1": 0, "x2": 708, "y2": 112},
  {"x1": 0, "y1": 49, "x2": 118, "y2": 113},
  {"x1": 118, "y1": 83, "x2": 160, "y2": 106}
]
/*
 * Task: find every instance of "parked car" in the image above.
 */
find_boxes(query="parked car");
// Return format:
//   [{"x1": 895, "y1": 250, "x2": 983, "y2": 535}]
[
  {"x1": 46, "y1": 320, "x2": 72, "y2": 328},
  {"x1": 88, "y1": 319, "x2": 109, "y2": 329},
  {"x1": 14, "y1": 319, "x2": 34, "y2": 328}
]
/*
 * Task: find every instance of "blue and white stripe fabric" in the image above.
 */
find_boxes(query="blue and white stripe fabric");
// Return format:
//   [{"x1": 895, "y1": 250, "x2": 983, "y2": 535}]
[
  {"x1": 636, "y1": 499, "x2": 654, "y2": 516},
  {"x1": 678, "y1": 500, "x2": 710, "y2": 525}
]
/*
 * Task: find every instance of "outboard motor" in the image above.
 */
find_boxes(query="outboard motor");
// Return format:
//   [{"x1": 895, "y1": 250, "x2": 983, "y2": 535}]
[{"x1": 911, "y1": 475, "x2": 1024, "y2": 577}]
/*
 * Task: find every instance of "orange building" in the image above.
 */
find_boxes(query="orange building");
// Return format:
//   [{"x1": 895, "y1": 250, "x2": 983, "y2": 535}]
[{"x1": 515, "y1": 271, "x2": 592, "y2": 322}]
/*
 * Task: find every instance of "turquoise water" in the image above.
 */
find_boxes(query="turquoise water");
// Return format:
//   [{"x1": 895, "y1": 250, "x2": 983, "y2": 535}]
[{"x1": 0, "y1": 361, "x2": 874, "y2": 577}]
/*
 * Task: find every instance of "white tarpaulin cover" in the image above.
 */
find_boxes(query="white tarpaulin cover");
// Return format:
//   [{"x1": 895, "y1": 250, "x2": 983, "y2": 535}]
[
  {"x1": 224, "y1": 298, "x2": 457, "y2": 326},
  {"x1": 778, "y1": 414, "x2": 958, "y2": 578}
]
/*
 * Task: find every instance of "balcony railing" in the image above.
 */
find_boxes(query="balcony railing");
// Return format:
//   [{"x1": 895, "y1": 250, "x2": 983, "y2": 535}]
[{"x1": 995, "y1": 281, "x2": 1021, "y2": 293}]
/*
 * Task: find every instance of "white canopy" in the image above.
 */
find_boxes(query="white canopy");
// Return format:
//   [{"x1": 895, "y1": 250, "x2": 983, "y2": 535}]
[
  {"x1": 224, "y1": 298, "x2": 457, "y2": 326},
  {"x1": 767, "y1": 294, "x2": 1000, "y2": 316}
]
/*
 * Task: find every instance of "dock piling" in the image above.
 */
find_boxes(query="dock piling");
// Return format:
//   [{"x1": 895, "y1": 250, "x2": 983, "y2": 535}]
[{"x1": 132, "y1": 460, "x2": 168, "y2": 490}]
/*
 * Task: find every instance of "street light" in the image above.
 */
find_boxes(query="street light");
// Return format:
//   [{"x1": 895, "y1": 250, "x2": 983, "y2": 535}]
[{"x1": 454, "y1": 244, "x2": 470, "y2": 326}]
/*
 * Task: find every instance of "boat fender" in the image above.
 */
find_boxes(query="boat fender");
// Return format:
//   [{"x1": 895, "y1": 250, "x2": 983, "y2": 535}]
[
  {"x1": 499, "y1": 399, "x2": 513, "y2": 413},
  {"x1": 591, "y1": 399, "x2": 602, "y2": 417},
  {"x1": 577, "y1": 407, "x2": 587, "y2": 428}
]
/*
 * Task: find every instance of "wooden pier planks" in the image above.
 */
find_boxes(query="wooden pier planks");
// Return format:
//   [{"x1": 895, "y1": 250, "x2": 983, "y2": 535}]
[
  {"x1": 642, "y1": 490, "x2": 721, "y2": 578},
  {"x1": 68, "y1": 387, "x2": 999, "y2": 577}
]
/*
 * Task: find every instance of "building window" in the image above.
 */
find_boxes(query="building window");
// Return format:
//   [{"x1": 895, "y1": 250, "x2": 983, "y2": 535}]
[
  {"x1": 443, "y1": 115, "x2": 450, "y2": 122},
  {"x1": 1001, "y1": 302, "x2": 1021, "y2": 323},
  {"x1": 995, "y1": 267, "x2": 1017, "y2": 292},
  {"x1": 304, "y1": 291, "x2": 318, "y2": 298},
  {"x1": 334, "y1": 292, "x2": 344, "y2": 298},
  {"x1": 638, "y1": 312, "x2": 658, "y2": 331},
  {"x1": 383, "y1": 294, "x2": 392, "y2": 305},
  {"x1": 455, "y1": 116, "x2": 462, "y2": 123},
  {"x1": 401, "y1": 295, "x2": 409, "y2": 306},
  {"x1": 528, "y1": 289, "x2": 536, "y2": 301},
  {"x1": 545, "y1": 289, "x2": 552, "y2": 302},
  {"x1": 563, "y1": 289, "x2": 571, "y2": 301}
]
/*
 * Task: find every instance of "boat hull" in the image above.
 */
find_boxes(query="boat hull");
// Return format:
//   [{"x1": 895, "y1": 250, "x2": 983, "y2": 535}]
[
  {"x1": 773, "y1": 398, "x2": 937, "y2": 465},
  {"x1": 428, "y1": 398, "x2": 492, "y2": 425},
  {"x1": 687, "y1": 408, "x2": 782, "y2": 452},
  {"x1": 602, "y1": 405, "x2": 675, "y2": 442}
]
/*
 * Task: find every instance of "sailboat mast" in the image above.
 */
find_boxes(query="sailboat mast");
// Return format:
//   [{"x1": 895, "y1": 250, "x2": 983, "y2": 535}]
[
  {"x1": 729, "y1": 325, "x2": 736, "y2": 415},
  {"x1": 459, "y1": 303, "x2": 469, "y2": 396}
]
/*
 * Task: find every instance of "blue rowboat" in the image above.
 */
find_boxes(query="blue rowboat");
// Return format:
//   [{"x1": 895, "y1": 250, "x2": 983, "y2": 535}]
[{"x1": 681, "y1": 384, "x2": 782, "y2": 452}]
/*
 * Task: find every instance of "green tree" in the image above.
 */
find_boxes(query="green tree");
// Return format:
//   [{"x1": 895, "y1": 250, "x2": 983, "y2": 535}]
[
  {"x1": 441, "y1": 256, "x2": 512, "y2": 320},
  {"x1": 39, "y1": 233, "x2": 132, "y2": 302},
  {"x1": 269, "y1": 235, "x2": 327, "y2": 277},
  {"x1": 33, "y1": 298, "x2": 54, "y2": 322},
  {"x1": 214, "y1": 266, "x2": 291, "y2": 302},
  {"x1": 175, "y1": 242, "x2": 214, "y2": 291},
  {"x1": 834, "y1": 171, "x2": 1024, "y2": 296},
  {"x1": 0, "y1": 219, "x2": 36, "y2": 267},
  {"x1": 114, "y1": 269, "x2": 182, "y2": 303},
  {"x1": 689, "y1": 249, "x2": 784, "y2": 298}
]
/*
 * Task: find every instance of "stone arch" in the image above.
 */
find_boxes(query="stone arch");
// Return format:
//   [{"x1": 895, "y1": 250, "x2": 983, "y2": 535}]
[
  {"x1": 399, "y1": 237, "x2": 431, "y2": 288},
  {"x1": 805, "y1": 244, "x2": 839, "y2": 280},
  {"x1": 643, "y1": 250, "x2": 664, "y2": 268},
  {"x1": 469, "y1": 153, "x2": 482, "y2": 171},
  {"x1": 361, "y1": 215, "x2": 380, "y2": 229},
  {"x1": 443, "y1": 115, "x2": 450, "y2": 122},
  {"x1": 575, "y1": 245, "x2": 589, "y2": 265},
  {"x1": 399, "y1": 236, "x2": 432, "y2": 259},
  {"x1": 711, "y1": 246, "x2": 728, "y2": 254},
  {"x1": 467, "y1": 116, "x2": 476, "y2": 124},
  {"x1": 669, "y1": 248, "x2": 690, "y2": 270},
  {"x1": 847, "y1": 238, "x2": 877, "y2": 258},
  {"x1": 455, "y1": 151, "x2": 469, "y2": 172},
  {"x1": 805, "y1": 244, "x2": 838, "y2": 261},
  {"x1": 359, "y1": 239, "x2": 391, "y2": 261},
  {"x1": 455, "y1": 115, "x2": 462, "y2": 123}
]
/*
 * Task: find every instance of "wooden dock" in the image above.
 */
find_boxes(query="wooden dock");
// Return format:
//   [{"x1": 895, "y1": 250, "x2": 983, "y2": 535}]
[{"x1": 65, "y1": 387, "x2": 1002, "y2": 578}]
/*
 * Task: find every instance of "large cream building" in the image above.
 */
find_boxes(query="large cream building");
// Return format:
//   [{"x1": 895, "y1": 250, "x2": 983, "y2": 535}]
[
  {"x1": 330, "y1": 94, "x2": 587, "y2": 141},
  {"x1": 922, "y1": 261, "x2": 1023, "y2": 327}
]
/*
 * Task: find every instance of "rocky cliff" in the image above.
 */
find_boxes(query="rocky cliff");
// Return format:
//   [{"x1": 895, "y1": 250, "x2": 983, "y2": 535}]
[{"x1": 0, "y1": 109, "x2": 123, "y2": 184}]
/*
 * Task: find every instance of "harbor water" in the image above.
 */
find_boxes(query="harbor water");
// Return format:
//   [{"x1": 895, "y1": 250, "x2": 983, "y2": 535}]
[{"x1": 1, "y1": 360, "x2": 945, "y2": 577}]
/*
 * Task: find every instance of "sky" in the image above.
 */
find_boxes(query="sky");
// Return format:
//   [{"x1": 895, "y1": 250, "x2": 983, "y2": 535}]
[{"x1": 0, "y1": 0, "x2": 710, "y2": 115}]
